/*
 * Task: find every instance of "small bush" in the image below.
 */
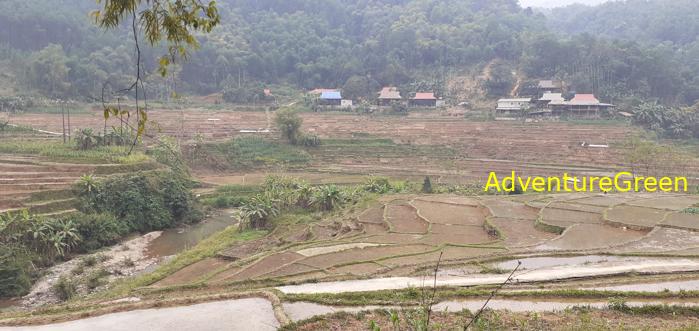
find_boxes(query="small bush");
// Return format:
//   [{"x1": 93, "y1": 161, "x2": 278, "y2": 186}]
[
  {"x1": 608, "y1": 297, "x2": 631, "y2": 313},
  {"x1": 85, "y1": 268, "x2": 110, "y2": 290},
  {"x1": 81, "y1": 255, "x2": 98, "y2": 268},
  {"x1": 299, "y1": 134, "x2": 321, "y2": 147},
  {"x1": 0, "y1": 246, "x2": 33, "y2": 297},
  {"x1": 73, "y1": 213, "x2": 129, "y2": 252},
  {"x1": 53, "y1": 276, "x2": 77, "y2": 301},
  {"x1": 421, "y1": 176, "x2": 433, "y2": 193},
  {"x1": 122, "y1": 257, "x2": 135, "y2": 268},
  {"x1": 364, "y1": 176, "x2": 392, "y2": 193},
  {"x1": 212, "y1": 195, "x2": 247, "y2": 208},
  {"x1": 71, "y1": 265, "x2": 85, "y2": 276}
]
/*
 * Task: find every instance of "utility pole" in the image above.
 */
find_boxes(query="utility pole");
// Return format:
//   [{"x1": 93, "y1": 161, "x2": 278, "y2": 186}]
[
  {"x1": 66, "y1": 102, "x2": 71, "y2": 142},
  {"x1": 61, "y1": 101, "x2": 66, "y2": 144}
]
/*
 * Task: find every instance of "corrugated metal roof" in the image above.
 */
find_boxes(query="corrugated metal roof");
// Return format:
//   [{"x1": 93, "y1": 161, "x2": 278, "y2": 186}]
[
  {"x1": 412, "y1": 92, "x2": 437, "y2": 100},
  {"x1": 538, "y1": 80, "x2": 560, "y2": 89},
  {"x1": 320, "y1": 91, "x2": 342, "y2": 99},
  {"x1": 569, "y1": 94, "x2": 600, "y2": 105},
  {"x1": 498, "y1": 98, "x2": 531, "y2": 103},
  {"x1": 309, "y1": 88, "x2": 338, "y2": 95},
  {"x1": 378, "y1": 87, "x2": 402, "y2": 99},
  {"x1": 539, "y1": 93, "x2": 564, "y2": 102}
]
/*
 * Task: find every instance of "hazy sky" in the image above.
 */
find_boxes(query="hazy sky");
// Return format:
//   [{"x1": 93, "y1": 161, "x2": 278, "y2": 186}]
[{"x1": 519, "y1": 0, "x2": 610, "y2": 8}]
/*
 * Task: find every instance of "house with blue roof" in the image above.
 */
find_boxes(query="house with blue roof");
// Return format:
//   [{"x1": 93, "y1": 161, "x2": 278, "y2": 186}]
[{"x1": 319, "y1": 90, "x2": 342, "y2": 106}]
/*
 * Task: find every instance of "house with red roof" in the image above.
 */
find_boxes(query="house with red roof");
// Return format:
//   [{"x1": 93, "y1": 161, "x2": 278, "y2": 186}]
[
  {"x1": 549, "y1": 93, "x2": 615, "y2": 117},
  {"x1": 409, "y1": 92, "x2": 438, "y2": 107},
  {"x1": 378, "y1": 87, "x2": 402, "y2": 106}
]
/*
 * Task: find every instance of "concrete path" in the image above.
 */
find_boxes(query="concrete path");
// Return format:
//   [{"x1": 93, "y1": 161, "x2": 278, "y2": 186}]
[
  {"x1": 0, "y1": 298, "x2": 279, "y2": 331},
  {"x1": 276, "y1": 258, "x2": 699, "y2": 294}
]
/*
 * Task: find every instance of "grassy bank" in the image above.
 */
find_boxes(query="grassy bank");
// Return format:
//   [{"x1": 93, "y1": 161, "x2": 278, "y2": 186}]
[
  {"x1": 281, "y1": 287, "x2": 699, "y2": 306},
  {"x1": 0, "y1": 140, "x2": 149, "y2": 164}
]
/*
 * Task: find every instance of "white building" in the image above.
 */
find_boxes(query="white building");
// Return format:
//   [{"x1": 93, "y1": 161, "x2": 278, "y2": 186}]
[{"x1": 496, "y1": 98, "x2": 531, "y2": 113}]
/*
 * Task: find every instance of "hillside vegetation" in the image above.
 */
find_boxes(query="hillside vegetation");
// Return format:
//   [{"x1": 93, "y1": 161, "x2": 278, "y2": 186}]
[{"x1": 0, "y1": 0, "x2": 696, "y2": 106}]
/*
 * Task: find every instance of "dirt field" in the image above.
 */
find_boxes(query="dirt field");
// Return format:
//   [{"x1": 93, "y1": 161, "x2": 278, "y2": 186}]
[{"x1": 11, "y1": 110, "x2": 699, "y2": 187}]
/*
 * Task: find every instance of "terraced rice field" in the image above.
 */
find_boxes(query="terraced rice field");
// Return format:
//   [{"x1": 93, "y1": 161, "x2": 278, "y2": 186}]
[
  {"x1": 0, "y1": 153, "x2": 159, "y2": 217},
  {"x1": 154, "y1": 192, "x2": 699, "y2": 288},
  {"x1": 11, "y1": 110, "x2": 698, "y2": 186},
  {"x1": 0, "y1": 155, "x2": 96, "y2": 216}
]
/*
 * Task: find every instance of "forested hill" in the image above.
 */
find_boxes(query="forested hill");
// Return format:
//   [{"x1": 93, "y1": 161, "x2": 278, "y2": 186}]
[
  {"x1": 546, "y1": 0, "x2": 699, "y2": 45},
  {"x1": 0, "y1": 0, "x2": 697, "y2": 106}
]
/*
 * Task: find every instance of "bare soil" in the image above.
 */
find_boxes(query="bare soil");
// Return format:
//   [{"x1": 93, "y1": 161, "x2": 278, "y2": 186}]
[
  {"x1": 215, "y1": 252, "x2": 305, "y2": 283},
  {"x1": 155, "y1": 258, "x2": 229, "y2": 287},
  {"x1": 541, "y1": 207, "x2": 603, "y2": 224},
  {"x1": 301, "y1": 245, "x2": 435, "y2": 269},
  {"x1": 612, "y1": 227, "x2": 699, "y2": 253},
  {"x1": 606, "y1": 205, "x2": 668, "y2": 228},
  {"x1": 489, "y1": 217, "x2": 558, "y2": 247},
  {"x1": 419, "y1": 231, "x2": 493, "y2": 246},
  {"x1": 627, "y1": 195, "x2": 699, "y2": 210},
  {"x1": 357, "y1": 205, "x2": 385, "y2": 224},
  {"x1": 385, "y1": 203, "x2": 429, "y2": 234},
  {"x1": 411, "y1": 200, "x2": 486, "y2": 226},
  {"x1": 538, "y1": 224, "x2": 647, "y2": 251},
  {"x1": 329, "y1": 262, "x2": 386, "y2": 276},
  {"x1": 662, "y1": 212, "x2": 699, "y2": 231},
  {"x1": 480, "y1": 198, "x2": 540, "y2": 220}
]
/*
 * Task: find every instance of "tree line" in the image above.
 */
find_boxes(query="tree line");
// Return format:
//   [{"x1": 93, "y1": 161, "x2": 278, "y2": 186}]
[{"x1": 0, "y1": 0, "x2": 697, "y2": 107}]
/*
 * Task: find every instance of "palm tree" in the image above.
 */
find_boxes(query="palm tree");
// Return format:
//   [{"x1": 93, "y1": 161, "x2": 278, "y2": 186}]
[
  {"x1": 78, "y1": 174, "x2": 98, "y2": 196},
  {"x1": 240, "y1": 194, "x2": 280, "y2": 229},
  {"x1": 74, "y1": 128, "x2": 99, "y2": 150},
  {"x1": 311, "y1": 185, "x2": 344, "y2": 211},
  {"x1": 294, "y1": 183, "x2": 314, "y2": 208}
]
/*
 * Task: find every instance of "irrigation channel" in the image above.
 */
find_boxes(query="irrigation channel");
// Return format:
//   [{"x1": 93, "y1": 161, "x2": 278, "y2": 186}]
[{"x1": 0, "y1": 211, "x2": 238, "y2": 313}]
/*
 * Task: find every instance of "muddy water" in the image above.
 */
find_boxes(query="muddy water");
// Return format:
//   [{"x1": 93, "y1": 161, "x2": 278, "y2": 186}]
[
  {"x1": 590, "y1": 279, "x2": 699, "y2": 292},
  {"x1": 146, "y1": 210, "x2": 238, "y2": 258},
  {"x1": 495, "y1": 255, "x2": 641, "y2": 270}
]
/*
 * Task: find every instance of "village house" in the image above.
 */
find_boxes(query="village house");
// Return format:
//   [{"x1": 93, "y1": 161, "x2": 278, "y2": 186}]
[
  {"x1": 409, "y1": 92, "x2": 438, "y2": 107},
  {"x1": 496, "y1": 98, "x2": 532, "y2": 116},
  {"x1": 537, "y1": 80, "x2": 563, "y2": 95},
  {"x1": 318, "y1": 90, "x2": 342, "y2": 106},
  {"x1": 537, "y1": 92, "x2": 565, "y2": 108},
  {"x1": 378, "y1": 87, "x2": 402, "y2": 106},
  {"x1": 550, "y1": 93, "x2": 614, "y2": 118}
]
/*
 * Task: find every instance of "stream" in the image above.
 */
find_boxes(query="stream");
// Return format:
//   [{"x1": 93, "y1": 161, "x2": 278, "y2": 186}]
[
  {"x1": 145, "y1": 209, "x2": 238, "y2": 258},
  {"x1": 0, "y1": 210, "x2": 238, "y2": 312}
]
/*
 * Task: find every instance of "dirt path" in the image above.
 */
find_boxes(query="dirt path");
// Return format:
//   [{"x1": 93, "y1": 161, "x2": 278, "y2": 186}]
[{"x1": 0, "y1": 298, "x2": 279, "y2": 331}]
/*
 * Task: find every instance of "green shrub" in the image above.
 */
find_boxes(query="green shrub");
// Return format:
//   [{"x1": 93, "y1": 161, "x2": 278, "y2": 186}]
[
  {"x1": 364, "y1": 176, "x2": 392, "y2": 193},
  {"x1": 85, "y1": 268, "x2": 110, "y2": 290},
  {"x1": 73, "y1": 213, "x2": 129, "y2": 252},
  {"x1": 0, "y1": 246, "x2": 33, "y2": 297},
  {"x1": 80, "y1": 171, "x2": 200, "y2": 233},
  {"x1": 71, "y1": 265, "x2": 85, "y2": 276},
  {"x1": 53, "y1": 276, "x2": 77, "y2": 301},
  {"x1": 275, "y1": 108, "x2": 303, "y2": 144},
  {"x1": 299, "y1": 134, "x2": 321, "y2": 147},
  {"x1": 81, "y1": 255, "x2": 98, "y2": 268},
  {"x1": 211, "y1": 196, "x2": 247, "y2": 208}
]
